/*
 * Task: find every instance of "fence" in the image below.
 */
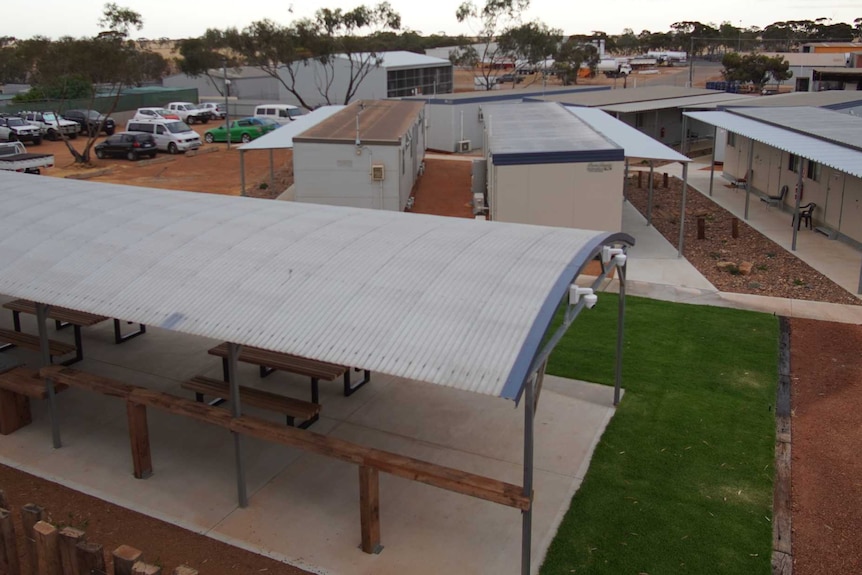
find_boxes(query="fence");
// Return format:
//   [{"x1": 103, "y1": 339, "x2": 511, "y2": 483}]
[
  {"x1": 1, "y1": 89, "x2": 199, "y2": 116},
  {"x1": 0, "y1": 490, "x2": 198, "y2": 575}
]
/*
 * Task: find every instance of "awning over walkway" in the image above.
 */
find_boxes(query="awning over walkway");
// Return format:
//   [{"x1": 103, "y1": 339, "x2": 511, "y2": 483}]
[
  {"x1": 565, "y1": 107, "x2": 690, "y2": 163},
  {"x1": 0, "y1": 173, "x2": 632, "y2": 400},
  {"x1": 239, "y1": 106, "x2": 346, "y2": 151},
  {"x1": 684, "y1": 110, "x2": 862, "y2": 179}
]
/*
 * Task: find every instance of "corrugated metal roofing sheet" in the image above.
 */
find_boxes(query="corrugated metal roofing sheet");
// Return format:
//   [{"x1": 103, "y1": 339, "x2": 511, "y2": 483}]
[
  {"x1": 239, "y1": 106, "x2": 346, "y2": 151},
  {"x1": 528, "y1": 86, "x2": 718, "y2": 107},
  {"x1": 336, "y1": 51, "x2": 451, "y2": 70},
  {"x1": 684, "y1": 110, "x2": 862, "y2": 179},
  {"x1": 293, "y1": 100, "x2": 424, "y2": 144},
  {"x1": 694, "y1": 90, "x2": 862, "y2": 110},
  {"x1": 564, "y1": 107, "x2": 690, "y2": 163},
  {"x1": 403, "y1": 85, "x2": 608, "y2": 104},
  {"x1": 601, "y1": 93, "x2": 752, "y2": 114},
  {"x1": 0, "y1": 173, "x2": 630, "y2": 400},
  {"x1": 728, "y1": 107, "x2": 862, "y2": 151}
]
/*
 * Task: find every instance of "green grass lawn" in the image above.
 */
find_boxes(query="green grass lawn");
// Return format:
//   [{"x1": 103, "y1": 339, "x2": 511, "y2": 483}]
[{"x1": 541, "y1": 295, "x2": 778, "y2": 574}]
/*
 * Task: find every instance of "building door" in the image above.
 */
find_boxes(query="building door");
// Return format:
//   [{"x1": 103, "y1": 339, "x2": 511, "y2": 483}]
[
  {"x1": 824, "y1": 171, "x2": 844, "y2": 229},
  {"x1": 768, "y1": 149, "x2": 782, "y2": 195}
]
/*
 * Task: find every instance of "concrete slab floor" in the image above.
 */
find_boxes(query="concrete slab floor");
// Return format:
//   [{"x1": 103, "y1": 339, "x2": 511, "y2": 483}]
[{"x1": 0, "y1": 298, "x2": 620, "y2": 575}]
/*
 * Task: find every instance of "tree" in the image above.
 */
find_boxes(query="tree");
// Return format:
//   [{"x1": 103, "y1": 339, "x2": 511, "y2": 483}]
[
  {"x1": 721, "y1": 53, "x2": 791, "y2": 91},
  {"x1": 212, "y1": 3, "x2": 401, "y2": 109},
  {"x1": 454, "y1": 0, "x2": 530, "y2": 90},
  {"x1": 497, "y1": 22, "x2": 561, "y2": 86},
  {"x1": 176, "y1": 33, "x2": 236, "y2": 97},
  {"x1": 553, "y1": 38, "x2": 597, "y2": 85}
]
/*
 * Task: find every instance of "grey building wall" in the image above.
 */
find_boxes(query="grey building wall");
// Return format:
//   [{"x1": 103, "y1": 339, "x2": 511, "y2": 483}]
[
  {"x1": 163, "y1": 72, "x2": 280, "y2": 102},
  {"x1": 277, "y1": 60, "x2": 389, "y2": 109}
]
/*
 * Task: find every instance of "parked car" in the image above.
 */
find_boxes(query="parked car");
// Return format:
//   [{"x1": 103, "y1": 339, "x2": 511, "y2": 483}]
[
  {"x1": 203, "y1": 119, "x2": 265, "y2": 144},
  {"x1": 126, "y1": 120, "x2": 201, "y2": 154},
  {"x1": 0, "y1": 141, "x2": 53, "y2": 174},
  {"x1": 244, "y1": 117, "x2": 279, "y2": 134},
  {"x1": 253, "y1": 104, "x2": 304, "y2": 125},
  {"x1": 165, "y1": 102, "x2": 211, "y2": 124},
  {"x1": 496, "y1": 73, "x2": 523, "y2": 84},
  {"x1": 19, "y1": 111, "x2": 78, "y2": 140},
  {"x1": 0, "y1": 115, "x2": 42, "y2": 145},
  {"x1": 62, "y1": 109, "x2": 116, "y2": 136},
  {"x1": 198, "y1": 102, "x2": 226, "y2": 120},
  {"x1": 132, "y1": 107, "x2": 181, "y2": 122},
  {"x1": 94, "y1": 132, "x2": 158, "y2": 161}
]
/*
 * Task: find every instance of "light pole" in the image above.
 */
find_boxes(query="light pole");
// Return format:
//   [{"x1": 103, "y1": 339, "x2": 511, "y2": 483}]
[{"x1": 222, "y1": 57, "x2": 231, "y2": 150}]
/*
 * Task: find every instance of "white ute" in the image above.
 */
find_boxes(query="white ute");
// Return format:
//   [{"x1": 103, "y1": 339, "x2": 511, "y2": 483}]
[{"x1": 165, "y1": 102, "x2": 211, "y2": 124}]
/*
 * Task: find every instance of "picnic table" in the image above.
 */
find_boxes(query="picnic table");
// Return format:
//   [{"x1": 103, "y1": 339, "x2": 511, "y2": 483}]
[
  {"x1": 1, "y1": 299, "x2": 146, "y2": 364},
  {"x1": 207, "y1": 343, "x2": 371, "y2": 404}
]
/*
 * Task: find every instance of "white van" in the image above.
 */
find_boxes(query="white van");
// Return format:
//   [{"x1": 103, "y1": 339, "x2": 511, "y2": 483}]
[
  {"x1": 126, "y1": 120, "x2": 201, "y2": 154},
  {"x1": 254, "y1": 104, "x2": 303, "y2": 125}
]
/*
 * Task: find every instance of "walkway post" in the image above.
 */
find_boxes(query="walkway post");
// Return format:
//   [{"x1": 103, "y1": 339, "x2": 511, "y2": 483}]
[
  {"x1": 677, "y1": 163, "x2": 689, "y2": 257},
  {"x1": 646, "y1": 162, "x2": 655, "y2": 226},
  {"x1": 521, "y1": 374, "x2": 535, "y2": 575},
  {"x1": 222, "y1": 58, "x2": 230, "y2": 151},
  {"x1": 36, "y1": 303, "x2": 61, "y2": 449},
  {"x1": 240, "y1": 150, "x2": 246, "y2": 197},
  {"x1": 614, "y1": 261, "x2": 626, "y2": 406},
  {"x1": 681, "y1": 113, "x2": 688, "y2": 155},
  {"x1": 744, "y1": 142, "x2": 754, "y2": 220},
  {"x1": 857, "y1": 258, "x2": 862, "y2": 294},
  {"x1": 227, "y1": 342, "x2": 248, "y2": 508},
  {"x1": 623, "y1": 159, "x2": 629, "y2": 203},
  {"x1": 269, "y1": 148, "x2": 275, "y2": 190},
  {"x1": 791, "y1": 167, "x2": 804, "y2": 251},
  {"x1": 708, "y1": 126, "x2": 717, "y2": 197}
]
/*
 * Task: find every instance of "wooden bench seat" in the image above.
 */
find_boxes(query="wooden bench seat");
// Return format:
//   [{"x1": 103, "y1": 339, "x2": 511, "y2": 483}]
[
  {"x1": 181, "y1": 376, "x2": 320, "y2": 428},
  {"x1": 0, "y1": 367, "x2": 68, "y2": 434},
  {"x1": 0, "y1": 327, "x2": 77, "y2": 363}
]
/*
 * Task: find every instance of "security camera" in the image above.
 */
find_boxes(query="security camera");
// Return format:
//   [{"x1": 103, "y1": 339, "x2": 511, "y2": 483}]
[
  {"x1": 584, "y1": 293, "x2": 598, "y2": 309},
  {"x1": 613, "y1": 253, "x2": 627, "y2": 267}
]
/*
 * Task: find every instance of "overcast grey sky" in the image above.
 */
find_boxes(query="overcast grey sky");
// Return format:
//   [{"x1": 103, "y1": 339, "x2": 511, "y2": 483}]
[{"x1": 6, "y1": 0, "x2": 858, "y2": 40}]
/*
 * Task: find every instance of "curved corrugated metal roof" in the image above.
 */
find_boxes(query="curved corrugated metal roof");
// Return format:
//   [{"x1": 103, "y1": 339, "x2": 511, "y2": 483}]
[
  {"x1": 0, "y1": 173, "x2": 631, "y2": 400},
  {"x1": 684, "y1": 110, "x2": 862, "y2": 179}
]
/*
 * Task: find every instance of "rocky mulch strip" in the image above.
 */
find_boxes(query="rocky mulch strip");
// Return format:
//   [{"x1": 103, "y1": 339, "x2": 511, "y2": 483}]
[{"x1": 626, "y1": 174, "x2": 861, "y2": 306}]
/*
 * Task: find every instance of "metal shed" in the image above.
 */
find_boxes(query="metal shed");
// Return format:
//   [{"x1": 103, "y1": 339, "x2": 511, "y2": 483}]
[{"x1": 0, "y1": 171, "x2": 634, "y2": 575}]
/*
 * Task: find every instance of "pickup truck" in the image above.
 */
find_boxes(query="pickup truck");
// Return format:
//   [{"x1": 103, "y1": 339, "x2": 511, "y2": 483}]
[
  {"x1": 0, "y1": 114, "x2": 43, "y2": 145},
  {"x1": 165, "y1": 102, "x2": 211, "y2": 125},
  {"x1": 19, "y1": 110, "x2": 79, "y2": 141},
  {"x1": 0, "y1": 141, "x2": 54, "y2": 174}
]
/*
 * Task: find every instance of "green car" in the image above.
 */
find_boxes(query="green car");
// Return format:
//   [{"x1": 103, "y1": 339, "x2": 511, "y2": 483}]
[{"x1": 203, "y1": 119, "x2": 265, "y2": 144}]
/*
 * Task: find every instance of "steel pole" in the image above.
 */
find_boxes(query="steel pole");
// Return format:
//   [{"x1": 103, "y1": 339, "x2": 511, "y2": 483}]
[
  {"x1": 678, "y1": 163, "x2": 689, "y2": 257},
  {"x1": 791, "y1": 166, "x2": 804, "y2": 251},
  {"x1": 623, "y1": 159, "x2": 629, "y2": 203},
  {"x1": 269, "y1": 148, "x2": 275, "y2": 190},
  {"x1": 744, "y1": 142, "x2": 754, "y2": 220},
  {"x1": 688, "y1": 37, "x2": 694, "y2": 87},
  {"x1": 647, "y1": 162, "x2": 654, "y2": 226},
  {"x1": 857, "y1": 257, "x2": 862, "y2": 294},
  {"x1": 227, "y1": 342, "x2": 248, "y2": 508},
  {"x1": 240, "y1": 150, "x2": 246, "y2": 197},
  {"x1": 681, "y1": 114, "x2": 688, "y2": 155},
  {"x1": 614, "y1": 260, "x2": 626, "y2": 406},
  {"x1": 520, "y1": 375, "x2": 535, "y2": 575},
  {"x1": 36, "y1": 304, "x2": 61, "y2": 449},
  {"x1": 223, "y1": 59, "x2": 230, "y2": 151},
  {"x1": 708, "y1": 126, "x2": 717, "y2": 197}
]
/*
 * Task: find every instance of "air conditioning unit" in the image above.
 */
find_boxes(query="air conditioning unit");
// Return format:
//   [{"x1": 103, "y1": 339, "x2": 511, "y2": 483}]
[
  {"x1": 371, "y1": 164, "x2": 385, "y2": 181},
  {"x1": 458, "y1": 140, "x2": 471, "y2": 153},
  {"x1": 472, "y1": 192, "x2": 486, "y2": 215}
]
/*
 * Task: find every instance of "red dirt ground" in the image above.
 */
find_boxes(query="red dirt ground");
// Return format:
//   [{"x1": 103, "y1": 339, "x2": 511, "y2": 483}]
[{"x1": 790, "y1": 318, "x2": 862, "y2": 575}]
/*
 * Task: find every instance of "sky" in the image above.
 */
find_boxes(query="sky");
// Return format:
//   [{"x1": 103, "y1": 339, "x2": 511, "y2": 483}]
[{"x1": 5, "y1": 0, "x2": 859, "y2": 41}]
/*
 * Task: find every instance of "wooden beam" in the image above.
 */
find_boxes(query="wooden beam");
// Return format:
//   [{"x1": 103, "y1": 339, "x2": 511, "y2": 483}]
[
  {"x1": 359, "y1": 466, "x2": 382, "y2": 554},
  {"x1": 33, "y1": 521, "x2": 61, "y2": 575},
  {"x1": 132, "y1": 561, "x2": 161, "y2": 575},
  {"x1": 21, "y1": 503, "x2": 43, "y2": 575},
  {"x1": 39, "y1": 367, "x2": 531, "y2": 511},
  {"x1": 112, "y1": 545, "x2": 142, "y2": 575},
  {"x1": 0, "y1": 388, "x2": 32, "y2": 435},
  {"x1": 75, "y1": 542, "x2": 105, "y2": 575},
  {"x1": 58, "y1": 527, "x2": 85, "y2": 575},
  {"x1": 0, "y1": 508, "x2": 20, "y2": 575},
  {"x1": 126, "y1": 402, "x2": 152, "y2": 479}
]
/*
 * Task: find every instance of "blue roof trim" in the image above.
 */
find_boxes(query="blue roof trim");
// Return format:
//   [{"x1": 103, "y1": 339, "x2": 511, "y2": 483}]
[
  {"x1": 411, "y1": 86, "x2": 608, "y2": 105},
  {"x1": 499, "y1": 232, "x2": 636, "y2": 400},
  {"x1": 825, "y1": 100, "x2": 862, "y2": 111},
  {"x1": 492, "y1": 149, "x2": 624, "y2": 165}
]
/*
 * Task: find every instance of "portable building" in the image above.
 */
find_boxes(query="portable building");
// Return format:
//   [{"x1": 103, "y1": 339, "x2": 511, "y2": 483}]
[
  {"x1": 484, "y1": 102, "x2": 624, "y2": 231},
  {"x1": 292, "y1": 100, "x2": 426, "y2": 211}
]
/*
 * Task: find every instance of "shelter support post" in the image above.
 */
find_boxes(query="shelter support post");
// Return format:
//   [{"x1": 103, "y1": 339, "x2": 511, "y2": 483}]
[
  {"x1": 520, "y1": 371, "x2": 536, "y2": 575},
  {"x1": 677, "y1": 163, "x2": 689, "y2": 258},
  {"x1": 708, "y1": 126, "x2": 716, "y2": 197},
  {"x1": 857, "y1": 257, "x2": 862, "y2": 294},
  {"x1": 791, "y1": 167, "x2": 804, "y2": 251},
  {"x1": 744, "y1": 142, "x2": 754, "y2": 220},
  {"x1": 623, "y1": 160, "x2": 629, "y2": 203},
  {"x1": 646, "y1": 162, "x2": 654, "y2": 226},
  {"x1": 35, "y1": 304, "x2": 61, "y2": 449},
  {"x1": 269, "y1": 149, "x2": 275, "y2": 190},
  {"x1": 614, "y1": 262, "x2": 626, "y2": 406},
  {"x1": 227, "y1": 342, "x2": 248, "y2": 507},
  {"x1": 681, "y1": 114, "x2": 688, "y2": 155},
  {"x1": 240, "y1": 151, "x2": 246, "y2": 197},
  {"x1": 359, "y1": 466, "x2": 383, "y2": 554}
]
